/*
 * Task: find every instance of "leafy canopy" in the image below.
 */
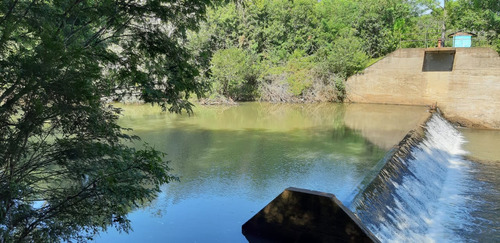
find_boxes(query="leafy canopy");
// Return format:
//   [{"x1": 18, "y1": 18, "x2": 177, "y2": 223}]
[
  {"x1": 0, "y1": 0, "x2": 213, "y2": 241},
  {"x1": 188, "y1": 0, "x2": 417, "y2": 102}
]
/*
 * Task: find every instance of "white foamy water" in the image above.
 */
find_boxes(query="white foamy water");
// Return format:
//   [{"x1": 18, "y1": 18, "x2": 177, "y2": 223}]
[{"x1": 350, "y1": 113, "x2": 476, "y2": 242}]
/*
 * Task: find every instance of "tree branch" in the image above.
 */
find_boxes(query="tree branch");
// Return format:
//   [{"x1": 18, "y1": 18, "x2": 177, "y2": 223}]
[{"x1": 0, "y1": 0, "x2": 20, "y2": 27}]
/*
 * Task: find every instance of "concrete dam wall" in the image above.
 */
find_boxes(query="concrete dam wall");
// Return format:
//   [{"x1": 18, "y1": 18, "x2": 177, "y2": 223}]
[{"x1": 346, "y1": 48, "x2": 500, "y2": 129}]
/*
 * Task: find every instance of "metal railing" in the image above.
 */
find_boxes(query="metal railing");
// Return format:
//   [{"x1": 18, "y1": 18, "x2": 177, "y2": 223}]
[{"x1": 397, "y1": 30, "x2": 494, "y2": 49}]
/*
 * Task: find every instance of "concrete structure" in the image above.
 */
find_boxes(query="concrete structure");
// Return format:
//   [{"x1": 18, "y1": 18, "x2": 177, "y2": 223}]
[
  {"x1": 242, "y1": 187, "x2": 379, "y2": 243},
  {"x1": 346, "y1": 47, "x2": 500, "y2": 129}
]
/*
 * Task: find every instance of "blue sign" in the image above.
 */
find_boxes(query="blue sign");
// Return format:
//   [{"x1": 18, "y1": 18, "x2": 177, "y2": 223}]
[{"x1": 453, "y1": 36, "x2": 472, "y2": 48}]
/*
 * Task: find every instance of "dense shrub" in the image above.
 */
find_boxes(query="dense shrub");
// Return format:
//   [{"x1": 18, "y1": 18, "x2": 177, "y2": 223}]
[{"x1": 210, "y1": 48, "x2": 259, "y2": 100}]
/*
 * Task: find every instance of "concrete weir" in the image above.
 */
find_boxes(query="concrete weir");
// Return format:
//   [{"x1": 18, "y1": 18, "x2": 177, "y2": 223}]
[
  {"x1": 242, "y1": 187, "x2": 379, "y2": 243},
  {"x1": 346, "y1": 47, "x2": 500, "y2": 129}
]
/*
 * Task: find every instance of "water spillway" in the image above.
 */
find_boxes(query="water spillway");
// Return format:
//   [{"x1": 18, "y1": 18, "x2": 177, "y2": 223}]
[{"x1": 349, "y1": 112, "x2": 474, "y2": 242}]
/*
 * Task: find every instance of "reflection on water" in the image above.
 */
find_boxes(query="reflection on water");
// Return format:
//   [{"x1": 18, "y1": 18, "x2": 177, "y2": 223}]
[
  {"x1": 95, "y1": 102, "x2": 428, "y2": 242},
  {"x1": 344, "y1": 104, "x2": 430, "y2": 149},
  {"x1": 461, "y1": 128, "x2": 500, "y2": 162}
]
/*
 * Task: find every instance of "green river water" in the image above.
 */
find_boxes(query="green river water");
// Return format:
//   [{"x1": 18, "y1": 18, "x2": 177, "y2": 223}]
[{"x1": 93, "y1": 102, "x2": 433, "y2": 242}]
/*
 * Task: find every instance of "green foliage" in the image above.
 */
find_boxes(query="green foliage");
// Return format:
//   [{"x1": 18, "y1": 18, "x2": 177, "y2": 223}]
[
  {"x1": 334, "y1": 77, "x2": 347, "y2": 101},
  {"x1": 0, "y1": 0, "x2": 213, "y2": 241},
  {"x1": 366, "y1": 57, "x2": 385, "y2": 67},
  {"x1": 321, "y1": 33, "x2": 370, "y2": 78},
  {"x1": 189, "y1": 0, "x2": 500, "y2": 102},
  {"x1": 189, "y1": 0, "x2": 422, "y2": 102},
  {"x1": 414, "y1": 0, "x2": 500, "y2": 50},
  {"x1": 281, "y1": 52, "x2": 315, "y2": 96},
  {"x1": 495, "y1": 38, "x2": 500, "y2": 53},
  {"x1": 3, "y1": 0, "x2": 497, "y2": 241},
  {"x1": 210, "y1": 47, "x2": 259, "y2": 100}
]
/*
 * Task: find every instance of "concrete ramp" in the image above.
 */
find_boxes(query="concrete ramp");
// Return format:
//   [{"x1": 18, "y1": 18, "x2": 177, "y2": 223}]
[
  {"x1": 242, "y1": 187, "x2": 378, "y2": 243},
  {"x1": 346, "y1": 48, "x2": 500, "y2": 129}
]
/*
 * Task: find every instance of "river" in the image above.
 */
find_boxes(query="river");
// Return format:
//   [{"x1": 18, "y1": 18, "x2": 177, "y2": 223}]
[{"x1": 94, "y1": 102, "x2": 498, "y2": 242}]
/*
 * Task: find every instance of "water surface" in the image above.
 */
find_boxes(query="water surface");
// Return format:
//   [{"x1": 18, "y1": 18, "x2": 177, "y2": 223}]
[
  {"x1": 349, "y1": 117, "x2": 500, "y2": 243},
  {"x1": 460, "y1": 129, "x2": 500, "y2": 242},
  {"x1": 95, "y1": 102, "x2": 428, "y2": 242}
]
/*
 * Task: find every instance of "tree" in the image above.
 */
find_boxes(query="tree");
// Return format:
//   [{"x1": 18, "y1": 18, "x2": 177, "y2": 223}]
[
  {"x1": 415, "y1": 0, "x2": 499, "y2": 49},
  {"x1": 0, "y1": 0, "x2": 213, "y2": 241},
  {"x1": 210, "y1": 47, "x2": 259, "y2": 101},
  {"x1": 187, "y1": 0, "x2": 422, "y2": 102},
  {"x1": 441, "y1": 0, "x2": 450, "y2": 46},
  {"x1": 323, "y1": 33, "x2": 369, "y2": 79}
]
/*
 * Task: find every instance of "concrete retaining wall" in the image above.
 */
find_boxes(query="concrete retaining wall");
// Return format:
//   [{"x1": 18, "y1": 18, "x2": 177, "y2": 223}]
[{"x1": 346, "y1": 48, "x2": 500, "y2": 129}]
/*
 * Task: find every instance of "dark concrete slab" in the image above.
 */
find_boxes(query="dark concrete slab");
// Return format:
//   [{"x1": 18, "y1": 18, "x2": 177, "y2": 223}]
[
  {"x1": 242, "y1": 187, "x2": 379, "y2": 243},
  {"x1": 422, "y1": 50, "x2": 455, "y2": 71}
]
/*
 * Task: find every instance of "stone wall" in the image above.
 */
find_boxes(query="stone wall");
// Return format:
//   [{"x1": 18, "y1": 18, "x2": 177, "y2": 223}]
[{"x1": 346, "y1": 48, "x2": 500, "y2": 129}]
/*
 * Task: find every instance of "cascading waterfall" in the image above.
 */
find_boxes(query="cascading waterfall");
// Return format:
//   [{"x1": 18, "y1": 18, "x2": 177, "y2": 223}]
[{"x1": 349, "y1": 112, "x2": 474, "y2": 242}]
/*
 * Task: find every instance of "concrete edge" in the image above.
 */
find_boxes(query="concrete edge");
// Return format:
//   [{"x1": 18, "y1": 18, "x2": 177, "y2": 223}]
[{"x1": 242, "y1": 187, "x2": 380, "y2": 243}]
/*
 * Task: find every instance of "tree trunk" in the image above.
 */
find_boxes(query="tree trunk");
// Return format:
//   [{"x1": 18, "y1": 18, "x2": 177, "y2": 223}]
[{"x1": 441, "y1": 0, "x2": 448, "y2": 47}]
